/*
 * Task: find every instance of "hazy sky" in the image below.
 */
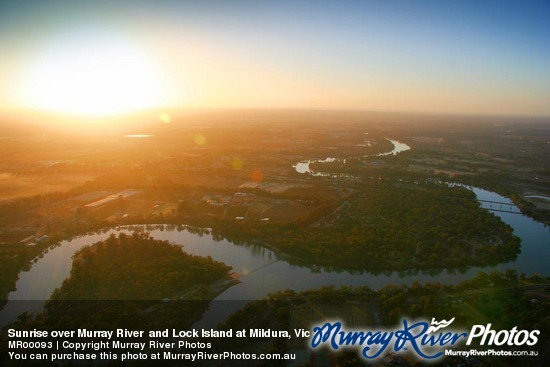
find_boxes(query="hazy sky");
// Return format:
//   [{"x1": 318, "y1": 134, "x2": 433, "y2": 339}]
[{"x1": 1, "y1": 0, "x2": 549, "y2": 116}]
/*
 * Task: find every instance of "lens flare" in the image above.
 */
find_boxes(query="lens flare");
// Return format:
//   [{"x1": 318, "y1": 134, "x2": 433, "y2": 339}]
[
  {"x1": 159, "y1": 112, "x2": 171, "y2": 123},
  {"x1": 231, "y1": 157, "x2": 244, "y2": 170},
  {"x1": 250, "y1": 170, "x2": 263, "y2": 182},
  {"x1": 193, "y1": 134, "x2": 207, "y2": 146}
]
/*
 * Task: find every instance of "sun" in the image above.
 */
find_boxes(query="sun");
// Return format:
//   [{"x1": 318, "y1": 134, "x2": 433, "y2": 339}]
[{"x1": 17, "y1": 34, "x2": 167, "y2": 117}]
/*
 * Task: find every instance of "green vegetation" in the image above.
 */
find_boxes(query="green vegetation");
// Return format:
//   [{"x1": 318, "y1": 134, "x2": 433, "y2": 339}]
[
  {"x1": 0, "y1": 117, "x2": 546, "y2": 321},
  {"x1": 221, "y1": 272, "x2": 549, "y2": 366},
  {"x1": 52, "y1": 232, "x2": 232, "y2": 300},
  {"x1": 0, "y1": 241, "x2": 54, "y2": 308},
  {"x1": 1, "y1": 232, "x2": 234, "y2": 366},
  {"x1": 0, "y1": 177, "x2": 523, "y2": 308},
  {"x1": 208, "y1": 182, "x2": 520, "y2": 271}
]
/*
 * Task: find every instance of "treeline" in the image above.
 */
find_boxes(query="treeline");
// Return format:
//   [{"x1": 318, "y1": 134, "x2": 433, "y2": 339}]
[
  {"x1": 1, "y1": 233, "x2": 235, "y2": 366},
  {"x1": 223, "y1": 271, "x2": 549, "y2": 331},
  {"x1": 1, "y1": 179, "x2": 523, "y2": 302},
  {"x1": 451, "y1": 172, "x2": 550, "y2": 226},
  {"x1": 510, "y1": 193, "x2": 550, "y2": 225},
  {"x1": 160, "y1": 182, "x2": 521, "y2": 272},
  {"x1": 51, "y1": 232, "x2": 231, "y2": 300},
  {"x1": 232, "y1": 182, "x2": 520, "y2": 271},
  {"x1": 221, "y1": 272, "x2": 549, "y2": 366},
  {"x1": 0, "y1": 244, "x2": 46, "y2": 307}
]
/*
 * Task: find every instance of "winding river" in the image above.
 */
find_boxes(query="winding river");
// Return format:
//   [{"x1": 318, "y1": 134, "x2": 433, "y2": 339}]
[
  {"x1": 1, "y1": 139, "x2": 548, "y2": 327},
  {"x1": 293, "y1": 138, "x2": 411, "y2": 175}
]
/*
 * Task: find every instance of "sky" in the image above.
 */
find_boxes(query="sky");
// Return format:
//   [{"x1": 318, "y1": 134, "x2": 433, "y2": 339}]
[{"x1": 1, "y1": 0, "x2": 549, "y2": 117}]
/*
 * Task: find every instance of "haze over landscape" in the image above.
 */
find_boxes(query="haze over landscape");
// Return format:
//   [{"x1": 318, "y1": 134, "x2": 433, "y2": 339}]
[
  {"x1": 0, "y1": 1, "x2": 549, "y2": 366},
  {"x1": 1, "y1": 0, "x2": 549, "y2": 118}
]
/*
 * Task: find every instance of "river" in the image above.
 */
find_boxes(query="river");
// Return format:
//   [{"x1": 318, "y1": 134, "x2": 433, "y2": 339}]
[
  {"x1": 1, "y1": 186, "x2": 548, "y2": 327},
  {"x1": 293, "y1": 138, "x2": 411, "y2": 175},
  {"x1": 1, "y1": 138, "x2": 547, "y2": 327}
]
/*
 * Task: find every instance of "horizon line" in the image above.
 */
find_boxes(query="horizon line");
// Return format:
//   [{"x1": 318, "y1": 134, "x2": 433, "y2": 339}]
[{"x1": 1, "y1": 106, "x2": 549, "y2": 120}]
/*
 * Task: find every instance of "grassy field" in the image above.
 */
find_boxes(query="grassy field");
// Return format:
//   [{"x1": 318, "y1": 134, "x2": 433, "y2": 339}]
[{"x1": 0, "y1": 171, "x2": 98, "y2": 201}]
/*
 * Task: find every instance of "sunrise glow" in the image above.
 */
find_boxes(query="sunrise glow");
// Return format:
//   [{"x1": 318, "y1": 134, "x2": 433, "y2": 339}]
[
  {"x1": 0, "y1": 1, "x2": 548, "y2": 117},
  {"x1": 14, "y1": 34, "x2": 167, "y2": 117}
]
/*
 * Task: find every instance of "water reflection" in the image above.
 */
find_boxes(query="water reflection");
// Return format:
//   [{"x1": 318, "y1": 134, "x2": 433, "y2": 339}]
[
  {"x1": 293, "y1": 138, "x2": 410, "y2": 175},
  {"x1": 2, "y1": 186, "x2": 547, "y2": 326}
]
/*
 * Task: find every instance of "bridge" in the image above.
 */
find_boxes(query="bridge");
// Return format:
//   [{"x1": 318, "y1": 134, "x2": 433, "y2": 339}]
[{"x1": 478, "y1": 200, "x2": 522, "y2": 214}]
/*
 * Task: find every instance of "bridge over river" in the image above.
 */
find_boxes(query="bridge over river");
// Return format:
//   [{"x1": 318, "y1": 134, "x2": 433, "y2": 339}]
[{"x1": 478, "y1": 200, "x2": 522, "y2": 214}]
